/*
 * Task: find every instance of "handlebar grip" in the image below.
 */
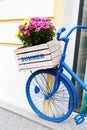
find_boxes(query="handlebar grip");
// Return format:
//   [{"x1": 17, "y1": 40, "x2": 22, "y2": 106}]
[{"x1": 57, "y1": 27, "x2": 66, "y2": 40}]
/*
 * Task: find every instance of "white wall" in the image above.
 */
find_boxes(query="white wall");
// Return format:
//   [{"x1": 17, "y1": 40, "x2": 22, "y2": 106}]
[
  {"x1": 0, "y1": 46, "x2": 34, "y2": 112},
  {"x1": 63, "y1": 0, "x2": 80, "y2": 70},
  {"x1": 0, "y1": 0, "x2": 54, "y2": 19}
]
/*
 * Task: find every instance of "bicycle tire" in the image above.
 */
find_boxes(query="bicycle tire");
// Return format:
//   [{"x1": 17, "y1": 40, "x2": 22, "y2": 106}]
[{"x1": 26, "y1": 69, "x2": 74, "y2": 122}]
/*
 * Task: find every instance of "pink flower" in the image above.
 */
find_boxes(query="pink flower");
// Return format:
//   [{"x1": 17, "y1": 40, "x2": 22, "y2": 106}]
[
  {"x1": 49, "y1": 24, "x2": 56, "y2": 29},
  {"x1": 19, "y1": 25, "x2": 25, "y2": 31},
  {"x1": 24, "y1": 25, "x2": 29, "y2": 30},
  {"x1": 28, "y1": 24, "x2": 34, "y2": 30},
  {"x1": 31, "y1": 17, "x2": 41, "y2": 21},
  {"x1": 23, "y1": 30, "x2": 28, "y2": 35},
  {"x1": 30, "y1": 21, "x2": 37, "y2": 29},
  {"x1": 27, "y1": 32, "x2": 31, "y2": 36},
  {"x1": 44, "y1": 25, "x2": 50, "y2": 29},
  {"x1": 35, "y1": 27, "x2": 41, "y2": 32},
  {"x1": 16, "y1": 17, "x2": 56, "y2": 46}
]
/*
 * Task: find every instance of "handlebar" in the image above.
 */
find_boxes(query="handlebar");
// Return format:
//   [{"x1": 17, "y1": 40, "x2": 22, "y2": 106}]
[{"x1": 57, "y1": 25, "x2": 87, "y2": 42}]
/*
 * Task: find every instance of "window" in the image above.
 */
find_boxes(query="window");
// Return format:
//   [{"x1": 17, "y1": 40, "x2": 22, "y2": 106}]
[{"x1": 73, "y1": 0, "x2": 87, "y2": 113}]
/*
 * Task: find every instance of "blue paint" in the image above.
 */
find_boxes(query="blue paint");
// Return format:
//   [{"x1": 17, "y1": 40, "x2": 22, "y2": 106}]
[{"x1": 21, "y1": 54, "x2": 44, "y2": 62}]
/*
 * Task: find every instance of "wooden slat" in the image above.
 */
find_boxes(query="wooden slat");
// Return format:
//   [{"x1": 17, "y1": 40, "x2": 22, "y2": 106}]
[
  {"x1": 15, "y1": 40, "x2": 61, "y2": 71},
  {"x1": 18, "y1": 56, "x2": 60, "y2": 70}
]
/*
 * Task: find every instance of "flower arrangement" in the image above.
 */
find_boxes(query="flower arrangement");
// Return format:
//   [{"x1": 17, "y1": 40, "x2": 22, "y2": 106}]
[{"x1": 16, "y1": 17, "x2": 56, "y2": 46}]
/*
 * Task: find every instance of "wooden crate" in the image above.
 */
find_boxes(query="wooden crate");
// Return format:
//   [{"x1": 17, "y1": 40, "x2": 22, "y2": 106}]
[{"x1": 15, "y1": 40, "x2": 61, "y2": 71}]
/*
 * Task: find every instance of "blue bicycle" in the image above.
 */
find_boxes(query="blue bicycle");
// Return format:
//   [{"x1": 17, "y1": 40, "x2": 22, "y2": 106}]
[{"x1": 26, "y1": 26, "x2": 87, "y2": 124}]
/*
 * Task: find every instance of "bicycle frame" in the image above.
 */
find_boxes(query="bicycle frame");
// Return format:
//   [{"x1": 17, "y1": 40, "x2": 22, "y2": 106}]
[
  {"x1": 57, "y1": 25, "x2": 87, "y2": 91},
  {"x1": 62, "y1": 62, "x2": 87, "y2": 91}
]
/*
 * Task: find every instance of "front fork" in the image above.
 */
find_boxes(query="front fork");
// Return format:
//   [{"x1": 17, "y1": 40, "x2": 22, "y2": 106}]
[{"x1": 45, "y1": 68, "x2": 62, "y2": 99}]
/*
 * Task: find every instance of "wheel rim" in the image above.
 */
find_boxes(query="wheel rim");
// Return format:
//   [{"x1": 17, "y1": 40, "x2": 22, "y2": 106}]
[{"x1": 26, "y1": 70, "x2": 73, "y2": 122}]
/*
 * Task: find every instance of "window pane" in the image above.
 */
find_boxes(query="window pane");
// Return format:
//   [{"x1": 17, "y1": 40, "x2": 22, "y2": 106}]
[{"x1": 75, "y1": 0, "x2": 87, "y2": 112}]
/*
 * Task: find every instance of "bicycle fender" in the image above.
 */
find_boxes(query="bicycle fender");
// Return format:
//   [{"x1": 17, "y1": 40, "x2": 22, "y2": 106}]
[{"x1": 60, "y1": 73, "x2": 78, "y2": 110}]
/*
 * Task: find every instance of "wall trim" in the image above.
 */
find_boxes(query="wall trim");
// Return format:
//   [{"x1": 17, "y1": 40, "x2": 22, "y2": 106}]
[
  {"x1": 0, "y1": 16, "x2": 54, "y2": 23},
  {"x1": 0, "y1": 42, "x2": 23, "y2": 47}
]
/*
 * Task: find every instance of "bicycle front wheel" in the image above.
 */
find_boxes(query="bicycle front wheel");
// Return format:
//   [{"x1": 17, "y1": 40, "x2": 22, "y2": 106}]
[{"x1": 26, "y1": 69, "x2": 74, "y2": 122}]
